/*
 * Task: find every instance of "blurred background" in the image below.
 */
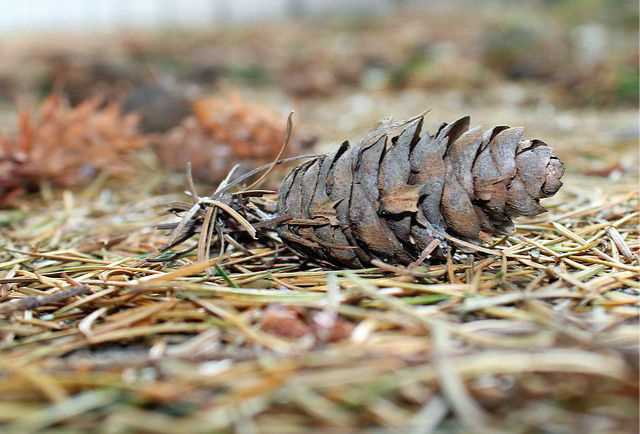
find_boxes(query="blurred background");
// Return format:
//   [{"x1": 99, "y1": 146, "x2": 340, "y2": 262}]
[
  {"x1": 0, "y1": 0, "x2": 638, "y2": 200},
  {"x1": 1, "y1": 0, "x2": 637, "y2": 104}
]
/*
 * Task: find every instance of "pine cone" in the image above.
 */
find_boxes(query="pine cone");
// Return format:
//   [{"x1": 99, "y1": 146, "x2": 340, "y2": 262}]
[
  {"x1": 156, "y1": 94, "x2": 315, "y2": 183},
  {"x1": 275, "y1": 114, "x2": 564, "y2": 267},
  {"x1": 0, "y1": 95, "x2": 147, "y2": 205},
  {"x1": 159, "y1": 113, "x2": 564, "y2": 269}
]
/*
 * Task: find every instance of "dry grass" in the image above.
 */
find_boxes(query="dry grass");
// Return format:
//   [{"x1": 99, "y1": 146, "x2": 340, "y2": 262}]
[{"x1": 0, "y1": 165, "x2": 638, "y2": 434}]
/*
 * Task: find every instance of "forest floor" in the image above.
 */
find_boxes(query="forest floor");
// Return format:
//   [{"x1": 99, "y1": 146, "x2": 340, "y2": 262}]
[{"x1": 0, "y1": 83, "x2": 638, "y2": 434}]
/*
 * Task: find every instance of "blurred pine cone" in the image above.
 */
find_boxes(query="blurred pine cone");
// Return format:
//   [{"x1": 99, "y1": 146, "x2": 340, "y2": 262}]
[
  {"x1": 276, "y1": 114, "x2": 564, "y2": 267},
  {"x1": 0, "y1": 95, "x2": 147, "y2": 204},
  {"x1": 156, "y1": 95, "x2": 315, "y2": 183}
]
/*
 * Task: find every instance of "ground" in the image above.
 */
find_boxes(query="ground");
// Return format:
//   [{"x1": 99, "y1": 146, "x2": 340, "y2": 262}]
[
  {"x1": 1, "y1": 83, "x2": 637, "y2": 433},
  {"x1": 0, "y1": 4, "x2": 638, "y2": 432}
]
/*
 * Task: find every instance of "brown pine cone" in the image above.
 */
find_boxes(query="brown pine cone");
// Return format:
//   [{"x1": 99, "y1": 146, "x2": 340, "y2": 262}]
[
  {"x1": 275, "y1": 114, "x2": 564, "y2": 267},
  {"x1": 0, "y1": 95, "x2": 147, "y2": 205},
  {"x1": 155, "y1": 95, "x2": 316, "y2": 183}
]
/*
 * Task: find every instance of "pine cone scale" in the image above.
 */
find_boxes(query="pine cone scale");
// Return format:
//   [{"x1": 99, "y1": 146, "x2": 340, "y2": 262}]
[
  {"x1": 410, "y1": 132, "x2": 448, "y2": 232},
  {"x1": 441, "y1": 127, "x2": 487, "y2": 239},
  {"x1": 301, "y1": 145, "x2": 359, "y2": 266},
  {"x1": 490, "y1": 127, "x2": 523, "y2": 176},
  {"x1": 447, "y1": 127, "x2": 484, "y2": 196},
  {"x1": 329, "y1": 144, "x2": 370, "y2": 265},
  {"x1": 441, "y1": 173, "x2": 482, "y2": 239},
  {"x1": 506, "y1": 177, "x2": 547, "y2": 217},
  {"x1": 378, "y1": 120, "x2": 420, "y2": 195},
  {"x1": 353, "y1": 132, "x2": 415, "y2": 263},
  {"x1": 542, "y1": 157, "x2": 564, "y2": 196}
]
